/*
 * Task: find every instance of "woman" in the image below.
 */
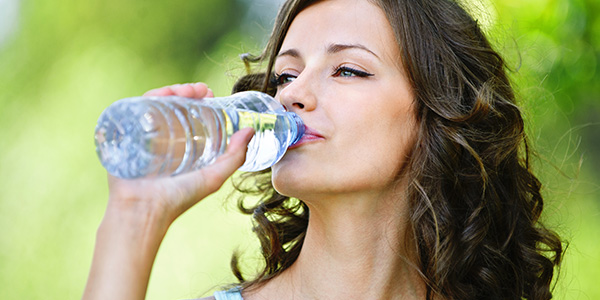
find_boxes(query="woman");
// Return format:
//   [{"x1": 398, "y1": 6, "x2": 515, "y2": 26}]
[{"x1": 83, "y1": 0, "x2": 563, "y2": 299}]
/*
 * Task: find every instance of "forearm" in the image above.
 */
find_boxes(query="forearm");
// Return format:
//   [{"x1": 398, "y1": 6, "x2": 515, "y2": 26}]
[
  {"x1": 82, "y1": 203, "x2": 171, "y2": 300},
  {"x1": 82, "y1": 83, "x2": 253, "y2": 299}
]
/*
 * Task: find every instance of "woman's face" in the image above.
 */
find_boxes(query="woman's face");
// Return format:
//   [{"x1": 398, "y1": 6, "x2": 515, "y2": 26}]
[{"x1": 271, "y1": 0, "x2": 417, "y2": 200}]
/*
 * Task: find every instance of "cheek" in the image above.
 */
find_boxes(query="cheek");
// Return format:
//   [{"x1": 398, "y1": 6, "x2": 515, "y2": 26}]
[
  {"x1": 270, "y1": 102, "x2": 418, "y2": 197},
  {"x1": 346, "y1": 133, "x2": 415, "y2": 190},
  {"x1": 349, "y1": 109, "x2": 417, "y2": 182},
  {"x1": 330, "y1": 115, "x2": 417, "y2": 190}
]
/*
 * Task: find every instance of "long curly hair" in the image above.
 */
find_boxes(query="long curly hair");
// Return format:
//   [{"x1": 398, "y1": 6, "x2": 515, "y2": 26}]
[{"x1": 228, "y1": 0, "x2": 563, "y2": 299}]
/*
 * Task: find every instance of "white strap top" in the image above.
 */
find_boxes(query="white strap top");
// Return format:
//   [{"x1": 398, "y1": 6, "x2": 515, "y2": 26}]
[{"x1": 213, "y1": 288, "x2": 243, "y2": 300}]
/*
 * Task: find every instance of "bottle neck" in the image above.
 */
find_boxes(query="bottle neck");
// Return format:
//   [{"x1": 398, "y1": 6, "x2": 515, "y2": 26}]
[{"x1": 287, "y1": 112, "x2": 305, "y2": 146}]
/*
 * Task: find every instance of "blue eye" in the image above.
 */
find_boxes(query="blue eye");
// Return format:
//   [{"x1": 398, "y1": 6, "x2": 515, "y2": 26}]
[
  {"x1": 272, "y1": 73, "x2": 296, "y2": 86},
  {"x1": 332, "y1": 66, "x2": 374, "y2": 78},
  {"x1": 332, "y1": 66, "x2": 374, "y2": 77}
]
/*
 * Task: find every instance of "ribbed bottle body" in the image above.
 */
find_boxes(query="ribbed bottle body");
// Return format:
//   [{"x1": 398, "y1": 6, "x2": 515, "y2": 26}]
[{"x1": 94, "y1": 92, "x2": 304, "y2": 179}]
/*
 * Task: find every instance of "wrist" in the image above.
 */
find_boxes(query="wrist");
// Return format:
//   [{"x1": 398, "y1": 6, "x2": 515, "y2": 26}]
[
  {"x1": 84, "y1": 198, "x2": 172, "y2": 300},
  {"x1": 100, "y1": 195, "x2": 172, "y2": 244},
  {"x1": 106, "y1": 188, "x2": 174, "y2": 228}
]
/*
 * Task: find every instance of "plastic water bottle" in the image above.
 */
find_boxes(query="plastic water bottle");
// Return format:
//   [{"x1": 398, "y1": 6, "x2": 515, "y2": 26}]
[{"x1": 94, "y1": 91, "x2": 304, "y2": 179}]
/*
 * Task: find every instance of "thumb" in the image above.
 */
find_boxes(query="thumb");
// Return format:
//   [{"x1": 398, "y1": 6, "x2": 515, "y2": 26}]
[{"x1": 176, "y1": 127, "x2": 255, "y2": 195}]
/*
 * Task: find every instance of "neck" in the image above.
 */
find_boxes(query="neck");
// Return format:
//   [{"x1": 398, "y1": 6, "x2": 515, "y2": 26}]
[{"x1": 250, "y1": 182, "x2": 427, "y2": 300}]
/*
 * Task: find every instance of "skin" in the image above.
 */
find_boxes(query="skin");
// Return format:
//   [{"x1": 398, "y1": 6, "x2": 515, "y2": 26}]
[
  {"x1": 246, "y1": 0, "x2": 424, "y2": 299},
  {"x1": 82, "y1": 83, "x2": 255, "y2": 300},
  {"x1": 83, "y1": 0, "x2": 425, "y2": 299},
  {"x1": 271, "y1": 0, "x2": 416, "y2": 202}
]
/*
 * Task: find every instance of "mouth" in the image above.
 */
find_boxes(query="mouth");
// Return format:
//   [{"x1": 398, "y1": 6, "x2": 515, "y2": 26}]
[{"x1": 288, "y1": 126, "x2": 324, "y2": 150}]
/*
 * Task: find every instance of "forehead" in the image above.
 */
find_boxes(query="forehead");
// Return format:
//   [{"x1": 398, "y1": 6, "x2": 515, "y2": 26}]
[{"x1": 280, "y1": 0, "x2": 399, "y2": 60}]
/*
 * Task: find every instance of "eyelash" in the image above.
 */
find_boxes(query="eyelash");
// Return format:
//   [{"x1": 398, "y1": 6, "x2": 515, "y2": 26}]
[
  {"x1": 332, "y1": 66, "x2": 374, "y2": 78},
  {"x1": 271, "y1": 66, "x2": 374, "y2": 86},
  {"x1": 271, "y1": 73, "x2": 295, "y2": 86}
]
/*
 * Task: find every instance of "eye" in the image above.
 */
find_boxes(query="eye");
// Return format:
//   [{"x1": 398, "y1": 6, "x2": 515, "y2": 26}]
[
  {"x1": 272, "y1": 72, "x2": 297, "y2": 86},
  {"x1": 332, "y1": 66, "x2": 374, "y2": 78}
]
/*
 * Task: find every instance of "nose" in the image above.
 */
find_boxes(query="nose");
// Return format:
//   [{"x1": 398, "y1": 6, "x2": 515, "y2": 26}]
[{"x1": 277, "y1": 73, "x2": 317, "y2": 113}]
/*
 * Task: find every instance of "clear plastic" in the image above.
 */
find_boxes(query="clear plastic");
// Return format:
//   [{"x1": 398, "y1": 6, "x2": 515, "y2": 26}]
[{"x1": 94, "y1": 91, "x2": 304, "y2": 179}]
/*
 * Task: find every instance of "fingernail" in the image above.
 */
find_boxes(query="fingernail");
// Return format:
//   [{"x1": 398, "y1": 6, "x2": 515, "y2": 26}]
[{"x1": 244, "y1": 128, "x2": 255, "y2": 142}]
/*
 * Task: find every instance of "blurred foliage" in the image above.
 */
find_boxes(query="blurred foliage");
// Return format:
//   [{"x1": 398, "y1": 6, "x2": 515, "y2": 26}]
[
  {"x1": 488, "y1": 1, "x2": 600, "y2": 298},
  {"x1": 0, "y1": 0, "x2": 262, "y2": 299},
  {"x1": 0, "y1": 0, "x2": 598, "y2": 299}
]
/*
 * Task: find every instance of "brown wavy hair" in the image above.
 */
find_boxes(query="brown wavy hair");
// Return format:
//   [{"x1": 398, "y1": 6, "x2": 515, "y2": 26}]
[{"x1": 228, "y1": 0, "x2": 563, "y2": 299}]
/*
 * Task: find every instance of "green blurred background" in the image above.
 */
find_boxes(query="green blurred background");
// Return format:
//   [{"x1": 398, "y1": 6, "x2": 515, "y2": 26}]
[{"x1": 0, "y1": 0, "x2": 597, "y2": 299}]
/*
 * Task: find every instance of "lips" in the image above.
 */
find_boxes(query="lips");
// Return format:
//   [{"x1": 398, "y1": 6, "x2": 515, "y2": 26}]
[{"x1": 289, "y1": 126, "x2": 324, "y2": 149}]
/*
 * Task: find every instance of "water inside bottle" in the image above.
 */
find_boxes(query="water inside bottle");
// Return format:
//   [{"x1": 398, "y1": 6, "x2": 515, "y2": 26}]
[
  {"x1": 95, "y1": 98, "x2": 298, "y2": 178},
  {"x1": 236, "y1": 110, "x2": 283, "y2": 171}
]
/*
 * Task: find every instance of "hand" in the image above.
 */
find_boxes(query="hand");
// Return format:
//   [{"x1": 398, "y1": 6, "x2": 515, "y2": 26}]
[
  {"x1": 143, "y1": 82, "x2": 215, "y2": 98},
  {"x1": 106, "y1": 127, "x2": 254, "y2": 225},
  {"x1": 83, "y1": 83, "x2": 254, "y2": 300},
  {"x1": 108, "y1": 82, "x2": 253, "y2": 224}
]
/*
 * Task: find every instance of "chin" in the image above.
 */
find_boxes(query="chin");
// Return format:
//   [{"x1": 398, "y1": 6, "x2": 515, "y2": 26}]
[
  {"x1": 271, "y1": 157, "x2": 356, "y2": 199},
  {"x1": 271, "y1": 171, "x2": 351, "y2": 201},
  {"x1": 271, "y1": 168, "x2": 301, "y2": 198},
  {"x1": 271, "y1": 164, "x2": 319, "y2": 199}
]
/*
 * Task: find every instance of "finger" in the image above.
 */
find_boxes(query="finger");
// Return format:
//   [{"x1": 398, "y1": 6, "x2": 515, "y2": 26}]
[
  {"x1": 221, "y1": 127, "x2": 255, "y2": 164},
  {"x1": 143, "y1": 83, "x2": 211, "y2": 99},
  {"x1": 199, "y1": 127, "x2": 255, "y2": 192},
  {"x1": 143, "y1": 86, "x2": 177, "y2": 97},
  {"x1": 170, "y1": 84, "x2": 196, "y2": 98},
  {"x1": 170, "y1": 83, "x2": 211, "y2": 99},
  {"x1": 191, "y1": 83, "x2": 212, "y2": 98},
  {"x1": 177, "y1": 128, "x2": 255, "y2": 195}
]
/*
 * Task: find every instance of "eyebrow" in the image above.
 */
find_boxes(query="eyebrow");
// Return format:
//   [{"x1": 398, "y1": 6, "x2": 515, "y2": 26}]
[
  {"x1": 327, "y1": 43, "x2": 380, "y2": 59},
  {"x1": 277, "y1": 48, "x2": 301, "y2": 58},
  {"x1": 277, "y1": 43, "x2": 380, "y2": 60}
]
